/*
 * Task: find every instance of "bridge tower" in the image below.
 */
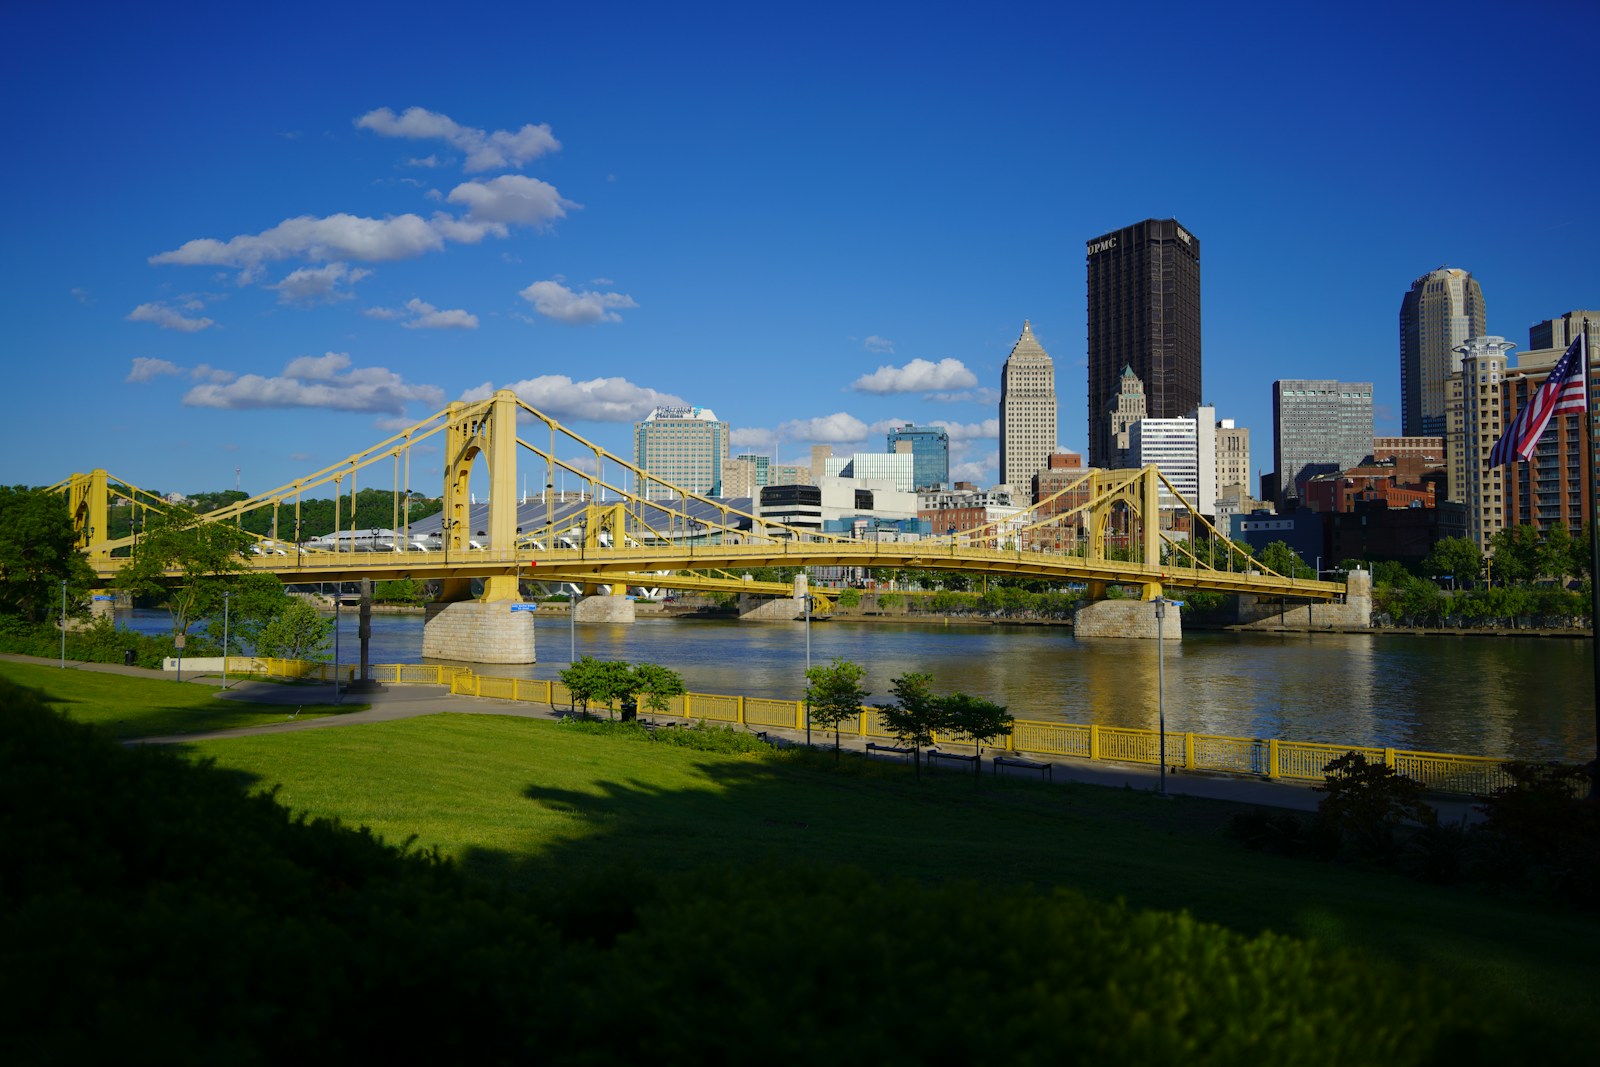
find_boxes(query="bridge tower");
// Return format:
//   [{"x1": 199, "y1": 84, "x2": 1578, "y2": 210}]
[
  {"x1": 1075, "y1": 466, "x2": 1181, "y2": 639},
  {"x1": 422, "y1": 389, "x2": 538, "y2": 663}
]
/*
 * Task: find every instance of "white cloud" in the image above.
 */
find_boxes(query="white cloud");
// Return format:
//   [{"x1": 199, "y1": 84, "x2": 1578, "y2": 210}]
[
  {"x1": 127, "y1": 357, "x2": 181, "y2": 382},
  {"x1": 183, "y1": 352, "x2": 444, "y2": 414},
  {"x1": 519, "y1": 279, "x2": 637, "y2": 325},
  {"x1": 851, "y1": 357, "x2": 977, "y2": 395},
  {"x1": 730, "y1": 427, "x2": 776, "y2": 449},
  {"x1": 406, "y1": 154, "x2": 442, "y2": 168},
  {"x1": 268, "y1": 262, "x2": 372, "y2": 305},
  {"x1": 490, "y1": 374, "x2": 684, "y2": 422},
  {"x1": 151, "y1": 213, "x2": 444, "y2": 271},
  {"x1": 128, "y1": 357, "x2": 236, "y2": 384},
  {"x1": 127, "y1": 302, "x2": 215, "y2": 332},
  {"x1": 951, "y1": 453, "x2": 997, "y2": 484},
  {"x1": 354, "y1": 106, "x2": 560, "y2": 172},
  {"x1": 400, "y1": 298, "x2": 478, "y2": 330},
  {"x1": 447, "y1": 175, "x2": 574, "y2": 230},
  {"x1": 930, "y1": 418, "x2": 1000, "y2": 441},
  {"x1": 363, "y1": 306, "x2": 403, "y2": 320},
  {"x1": 863, "y1": 335, "x2": 894, "y2": 354},
  {"x1": 778, "y1": 412, "x2": 870, "y2": 443}
]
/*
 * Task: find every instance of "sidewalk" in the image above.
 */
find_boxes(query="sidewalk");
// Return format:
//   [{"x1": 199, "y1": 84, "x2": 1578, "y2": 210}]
[{"x1": 3, "y1": 653, "x2": 1483, "y2": 820}]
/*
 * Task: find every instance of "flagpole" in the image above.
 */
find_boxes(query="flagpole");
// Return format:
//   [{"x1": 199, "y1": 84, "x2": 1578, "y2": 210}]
[{"x1": 1585, "y1": 322, "x2": 1599, "y2": 786}]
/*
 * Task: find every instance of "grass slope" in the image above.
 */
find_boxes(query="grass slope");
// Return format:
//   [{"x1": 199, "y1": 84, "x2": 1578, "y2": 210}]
[
  {"x1": 186, "y1": 712, "x2": 1600, "y2": 1033},
  {"x1": 0, "y1": 660, "x2": 343, "y2": 739}
]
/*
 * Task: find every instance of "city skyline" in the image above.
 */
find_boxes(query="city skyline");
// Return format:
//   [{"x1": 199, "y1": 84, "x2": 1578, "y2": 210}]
[{"x1": 2, "y1": 2, "x2": 1595, "y2": 500}]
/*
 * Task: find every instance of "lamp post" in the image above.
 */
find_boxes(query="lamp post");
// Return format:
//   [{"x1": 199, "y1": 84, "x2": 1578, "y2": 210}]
[
  {"x1": 59, "y1": 580, "x2": 66, "y2": 668},
  {"x1": 1154, "y1": 597, "x2": 1169, "y2": 797},
  {"x1": 333, "y1": 588, "x2": 342, "y2": 704},
  {"x1": 222, "y1": 590, "x2": 230, "y2": 690},
  {"x1": 804, "y1": 592, "x2": 813, "y2": 747}
]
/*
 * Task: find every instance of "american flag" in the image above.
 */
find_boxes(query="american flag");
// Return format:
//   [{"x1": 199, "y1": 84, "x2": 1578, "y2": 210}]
[{"x1": 1489, "y1": 331, "x2": 1589, "y2": 467}]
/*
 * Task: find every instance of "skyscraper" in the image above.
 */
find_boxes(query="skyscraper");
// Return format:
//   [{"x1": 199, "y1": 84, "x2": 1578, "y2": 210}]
[
  {"x1": 998, "y1": 321, "x2": 1057, "y2": 497},
  {"x1": 1085, "y1": 218, "x2": 1202, "y2": 468},
  {"x1": 1399, "y1": 267, "x2": 1487, "y2": 437},
  {"x1": 1272, "y1": 380, "x2": 1375, "y2": 506},
  {"x1": 886, "y1": 424, "x2": 950, "y2": 491},
  {"x1": 632, "y1": 405, "x2": 728, "y2": 501}
]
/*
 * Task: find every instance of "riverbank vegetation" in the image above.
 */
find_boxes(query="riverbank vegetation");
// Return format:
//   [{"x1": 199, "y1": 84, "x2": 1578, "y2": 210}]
[{"x1": 5, "y1": 672, "x2": 1596, "y2": 1060}]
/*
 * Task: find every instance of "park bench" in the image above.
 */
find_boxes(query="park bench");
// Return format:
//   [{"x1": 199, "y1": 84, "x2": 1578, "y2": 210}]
[
  {"x1": 994, "y1": 755, "x2": 1053, "y2": 782},
  {"x1": 926, "y1": 748, "x2": 980, "y2": 770},
  {"x1": 864, "y1": 742, "x2": 913, "y2": 760}
]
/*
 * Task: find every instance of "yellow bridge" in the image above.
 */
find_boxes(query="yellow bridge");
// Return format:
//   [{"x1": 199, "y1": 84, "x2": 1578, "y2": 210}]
[{"x1": 57, "y1": 390, "x2": 1345, "y2": 653}]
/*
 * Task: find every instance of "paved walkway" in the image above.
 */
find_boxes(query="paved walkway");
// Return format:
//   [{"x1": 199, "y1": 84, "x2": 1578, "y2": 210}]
[{"x1": 3, "y1": 653, "x2": 1484, "y2": 821}]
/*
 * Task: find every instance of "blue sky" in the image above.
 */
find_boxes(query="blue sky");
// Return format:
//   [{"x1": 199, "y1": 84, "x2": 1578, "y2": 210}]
[{"x1": 3, "y1": 0, "x2": 1595, "y2": 500}]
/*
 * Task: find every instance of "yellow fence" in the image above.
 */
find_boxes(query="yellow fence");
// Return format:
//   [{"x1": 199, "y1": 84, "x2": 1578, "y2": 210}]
[{"x1": 232, "y1": 658, "x2": 1525, "y2": 797}]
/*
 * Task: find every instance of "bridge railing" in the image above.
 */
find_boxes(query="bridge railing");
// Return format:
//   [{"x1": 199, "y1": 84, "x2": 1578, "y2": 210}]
[{"x1": 211, "y1": 658, "x2": 1522, "y2": 797}]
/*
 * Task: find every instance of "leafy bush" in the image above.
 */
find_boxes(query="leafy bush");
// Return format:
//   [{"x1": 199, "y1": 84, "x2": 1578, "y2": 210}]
[
  {"x1": 836, "y1": 587, "x2": 862, "y2": 608},
  {"x1": 558, "y1": 716, "x2": 774, "y2": 755},
  {"x1": 1315, "y1": 752, "x2": 1436, "y2": 863},
  {"x1": 1471, "y1": 762, "x2": 1599, "y2": 906},
  {"x1": 0, "y1": 616, "x2": 200, "y2": 667}
]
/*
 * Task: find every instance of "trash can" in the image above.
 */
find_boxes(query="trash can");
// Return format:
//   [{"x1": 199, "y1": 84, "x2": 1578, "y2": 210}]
[
  {"x1": 123, "y1": 649, "x2": 136, "y2": 666},
  {"x1": 620, "y1": 696, "x2": 639, "y2": 722}
]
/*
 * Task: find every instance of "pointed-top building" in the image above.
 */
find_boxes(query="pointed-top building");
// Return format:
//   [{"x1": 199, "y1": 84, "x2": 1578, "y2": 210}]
[
  {"x1": 1106, "y1": 364, "x2": 1148, "y2": 468},
  {"x1": 1399, "y1": 267, "x2": 1486, "y2": 437},
  {"x1": 998, "y1": 320, "x2": 1057, "y2": 498}
]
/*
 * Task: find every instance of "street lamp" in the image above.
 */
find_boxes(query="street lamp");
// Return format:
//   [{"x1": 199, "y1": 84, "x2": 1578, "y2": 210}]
[
  {"x1": 804, "y1": 591, "x2": 814, "y2": 747},
  {"x1": 59, "y1": 580, "x2": 66, "y2": 668},
  {"x1": 333, "y1": 588, "x2": 342, "y2": 704},
  {"x1": 222, "y1": 590, "x2": 231, "y2": 690},
  {"x1": 1154, "y1": 597, "x2": 1170, "y2": 798}
]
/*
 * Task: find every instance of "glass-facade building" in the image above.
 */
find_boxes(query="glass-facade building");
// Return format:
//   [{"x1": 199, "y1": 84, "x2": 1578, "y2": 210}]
[
  {"x1": 885, "y1": 424, "x2": 949, "y2": 490},
  {"x1": 1086, "y1": 218, "x2": 1202, "y2": 468},
  {"x1": 1271, "y1": 380, "x2": 1374, "y2": 506}
]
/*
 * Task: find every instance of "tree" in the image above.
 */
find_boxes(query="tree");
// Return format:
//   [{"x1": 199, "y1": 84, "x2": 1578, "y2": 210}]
[
  {"x1": 805, "y1": 657, "x2": 870, "y2": 757},
  {"x1": 114, "y1": 507, "x2": 252, "y2": 639},
  {"x1": 206, "y1": 572, "x2": 299, "y2": 653},
  {"x1": 0, "y1": 487, "x2": 96, "y2": 623},
  {"x1": 876, "y1": 672, "x2": 944, "y2": 780},
  {"x1": 254, "y1": 598, "x2": 334, "y2": 660},
  {"x1": 558, "y1": 656, "x2": 635, "y2": 718},
  {"x1": 940, "y1": 693, "x2": 1013, "y2": 783},
  {"x1": 630, "y1": 662, "x2": 686, "y2": 718},
  {"x1": 1258, "y1": 541, "x2": 1315, "y2": 579},
  {"x1": 1421, "y1": 537, "x2": 1482, "y2": 589},
  {"x1": 1488, "y1": 525, "x2": 1542, "y2": 586}
]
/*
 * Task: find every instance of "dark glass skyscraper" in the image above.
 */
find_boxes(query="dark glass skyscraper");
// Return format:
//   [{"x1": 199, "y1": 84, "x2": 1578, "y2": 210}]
[
  {"x1": 1085, "y1": 219, "x2": 1202, "y2": 468},
  {"x1": 885, "y1": 424, "x2": 950, "y2": 491}
]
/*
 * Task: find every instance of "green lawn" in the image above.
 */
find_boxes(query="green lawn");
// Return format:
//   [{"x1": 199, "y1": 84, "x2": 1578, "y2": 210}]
[
  {"x1": 185, "y1": 712, "x2": 1600, "y2": 1035},
  {"x1": 0, "y1": 661, "x2": 348, "y2": 740}
]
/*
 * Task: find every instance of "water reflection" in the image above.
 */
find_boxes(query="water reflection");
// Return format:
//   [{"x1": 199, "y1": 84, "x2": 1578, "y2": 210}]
[{"x1": 112, "y1": 609, "x2": 1595, "y2": 762}]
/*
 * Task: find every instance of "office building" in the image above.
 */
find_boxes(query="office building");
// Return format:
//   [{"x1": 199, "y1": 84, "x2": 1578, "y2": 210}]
[
  {"x1": 886, "y1": 424, "x2": 950, "y2": 491},
  {"x1": 1444, "y1": 336, "x2": 1513, "y2": 549},
  {"x1": 1216, "y1": 419, "x2": 1250, "y2": 497},
  {"x1": 1131, "y1": 418, "x2": 1199, "y2": 511},
  {"x1": 1086, "y1": 218, "x2": 1202, "y2": 467},
  {"x1": 998, "y1": 320, "x2": 1057, "y2": 495},
  {"x1": 824, "y1": 452, "x2": 915, "y2": 494},
  {"x1": 1272, "y1": 380, "x2": 1375, "y2": 506},
  {"x1": 1502, "y1": 317, "x2": 1599, "y2": 542},
  {"x1": 1400, "y1": 267, "x2": 1487, "y2": 437},
  {"x1": 1105, "y1": 366, "x2": 1148, "y2": 469},
  {"x1": 632, "y1": 405, "x2": 729, "y2": 501}
]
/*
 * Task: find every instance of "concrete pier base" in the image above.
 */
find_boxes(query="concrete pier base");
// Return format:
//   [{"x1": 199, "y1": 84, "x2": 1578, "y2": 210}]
[
  {"x1": 1073, "y1": 598, "x2": 1182, "y2": 640},
  {"x1": 574, "y1": 595, "x2": 636, "y2": 624},
  {"x1": 1236, "y1": 569, "x2": 1372, "y2": 630},
  {"x1": 422, "y1": 600, "x2": 538, "y2": 663},
  {"x1": 737, "y1": 595, "x2": 805, "y2": 621}
]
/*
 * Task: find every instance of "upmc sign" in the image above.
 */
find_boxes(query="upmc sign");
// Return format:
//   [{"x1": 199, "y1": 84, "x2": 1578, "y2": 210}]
[{"x1": 1086, "y1": 235, "x2": 1117, "y2": 256}]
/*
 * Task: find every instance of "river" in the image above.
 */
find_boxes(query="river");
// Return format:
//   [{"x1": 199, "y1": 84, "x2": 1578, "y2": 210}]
[{"x1": 114, "y1": 608, "x2": 1596, "y2": 763}]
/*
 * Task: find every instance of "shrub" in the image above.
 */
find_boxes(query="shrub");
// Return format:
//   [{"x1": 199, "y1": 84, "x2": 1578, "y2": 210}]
[
  {"x1": 1315, "y1": 752, "x2": 1436, "y2": 863},
  {"x1": 1471, "y1": 762, "x2": 1600, "y2": 906}
]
